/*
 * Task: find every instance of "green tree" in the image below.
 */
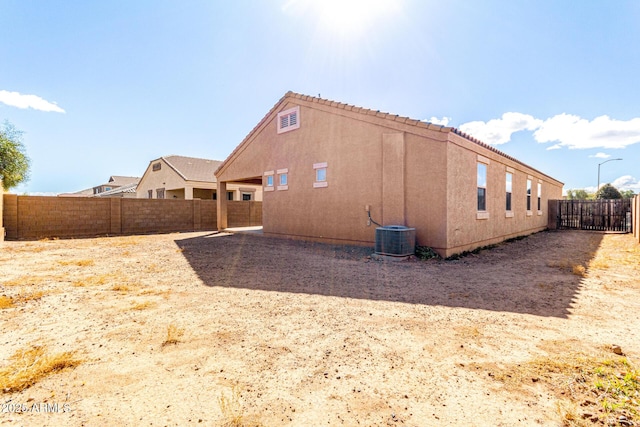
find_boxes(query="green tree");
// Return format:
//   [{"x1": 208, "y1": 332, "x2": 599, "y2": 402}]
[
  {"x1": 566, "y1": 189, "x2": 593, "y2": 200},
  {"x1": 620, "y1": 189, "x2": 636, "y2": 199},
  {"x1": 0, "y1": 121, "x2": 30, "y2": 189},
  {"x1": 595, "y1": 183, "x2": 622, "y2": 199}
]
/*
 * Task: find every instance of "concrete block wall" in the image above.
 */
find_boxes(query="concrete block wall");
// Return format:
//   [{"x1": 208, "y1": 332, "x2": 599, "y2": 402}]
[
  {"x1": 2, "y1": 195, "x2": 261, "y2": 240},
  {"x1": 228, "y1": 201, "x2": 262, "y2": 227}
]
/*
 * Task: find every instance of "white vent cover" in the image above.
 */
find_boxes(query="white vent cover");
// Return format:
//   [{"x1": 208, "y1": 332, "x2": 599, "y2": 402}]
[{"x1": 375, "y1": 226, "x2": 416, "y2": 257}]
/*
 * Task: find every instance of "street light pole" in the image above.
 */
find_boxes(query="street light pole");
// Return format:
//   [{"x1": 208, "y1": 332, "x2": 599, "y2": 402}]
[{"x1": 597, "y1": 158, "x2": 623, "y2": 191}]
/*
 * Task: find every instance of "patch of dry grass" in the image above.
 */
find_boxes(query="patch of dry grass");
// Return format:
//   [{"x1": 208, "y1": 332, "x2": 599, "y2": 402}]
[
  {"x1": 71, "y1": 273, "x2": 117, "y2": 287},
  {"x1": 0, "y1": 290, "x2": 47, "y2": 309},
  {"x1": 547, "y1": 259, "x2": 588, "y2": 277},
  {"x1": 0, "y1": 345, "x2": 82, "y2": 393},
  {"x1": 218, "y1": 386, "x2": 263, "y2": 427},
  {"x1": 161, "y1": 324, "x2": 184, "y2": 347},
  {"x1": 484, "y1": 346, "x2": 639, "y2": 426},
  {"x1": 130, "y1": 301, "x2": 156, "y2": 311},
  {"x1": 1, "y1": 275, "x2": 47, "y2": 287},
  {"x1": 58, "y1": 259, "x2": 95, "y2": 267},
  {"x1": 0, "y1": 295, "x2": 14, "y2": 309},
  {"x1": 571, "y1": 264, "x2": 587, "y2": 277}
]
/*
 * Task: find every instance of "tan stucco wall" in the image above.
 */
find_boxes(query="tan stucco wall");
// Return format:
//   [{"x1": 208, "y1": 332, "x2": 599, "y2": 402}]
[
  {"x1": 441, "y1": 133, "x2": 563, "y2": 257},
  {"x1": 217, "y1": 95, "x2": 564, "y2": 256}
]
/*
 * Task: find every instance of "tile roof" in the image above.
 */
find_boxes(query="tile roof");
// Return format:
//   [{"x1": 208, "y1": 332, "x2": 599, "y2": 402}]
[
  {"x1": 107, "y1": 176, "x2": 141, "y2": 186},
  {"x1": 161, "y1": 155, "x2": 222, "y2": 183},
  {"x1": 216, "y1": 91, "x2": 562, "y2": 185},
  {"x1": 92, "y1": 182, "x2": 138, "y2": 197}
]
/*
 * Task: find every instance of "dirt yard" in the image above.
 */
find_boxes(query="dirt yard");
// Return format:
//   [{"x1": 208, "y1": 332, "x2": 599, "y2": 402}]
[{"x1": 0, "y1": 230, "x2": 638, "y2": 426}]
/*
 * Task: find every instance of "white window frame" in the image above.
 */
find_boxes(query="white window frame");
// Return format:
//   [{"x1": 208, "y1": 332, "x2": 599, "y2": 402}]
[
  {"x1": 277, "y1": 168, "x2": 288, "y2": 191},
  {"x1": 277, "y1": 106, "x2": 300, "y2": 134},
  {"x1": 264, "y1": 171, "x2": 275, "y2": 192},
  {"x1": 476, "y1": 156, "x2": 489, "y2": 219},
  {"x1": 505, "y1": 167, "x2": 514, "y2": 218},
  {"x1": 526, "y1": 177, "x2": 533, "y2": 216},
  {"x1": 313, "y1": 162, "x2": 328, "y2": 188},
  {"x1": 537, "y1": 180, "x2": 543, "y2": 215}
]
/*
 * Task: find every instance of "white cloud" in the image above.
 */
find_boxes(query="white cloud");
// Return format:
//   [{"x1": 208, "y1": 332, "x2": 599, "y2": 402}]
[
  {"x1": 458, "y1": 112, "x2": 640, "y2": 151},
  {"x1": 426, "y1": 116, "x2": 451, "y2": 126},
  {"x1": 611, "y1": 175, "x2": 640, "y2": 193},
  {"x1": 0, "y1": 90, "x2": 65, "y2": 113},
  {"x1": 589, "y1": 152, "x2": 611, "y2": 159},
  {"x1": 534, "y1": 114, "x2": 640, "y2": 149},
  {"x1": 458, "y1": 112, "x2": 542, "y2": 145}
]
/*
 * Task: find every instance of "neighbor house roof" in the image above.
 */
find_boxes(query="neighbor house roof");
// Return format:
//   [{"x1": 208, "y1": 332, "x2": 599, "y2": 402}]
[
  {"x1": 92, "y1": 182, "x2": 138, "y2": 197},
  {"x1": 106, "y1": 176, "x2": 141, "y2": 186},
  {"x1": 215, "y1": 91, "x2": 563, "y2": 185},
  {"x1": 157, "y1": 155, "x2": 222, "y2": 183}
]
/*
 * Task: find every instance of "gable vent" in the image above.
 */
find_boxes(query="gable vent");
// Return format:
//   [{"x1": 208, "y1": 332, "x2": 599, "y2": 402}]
[{"x1": 277, "y1": 106, "x2": 300, "y2": 134}]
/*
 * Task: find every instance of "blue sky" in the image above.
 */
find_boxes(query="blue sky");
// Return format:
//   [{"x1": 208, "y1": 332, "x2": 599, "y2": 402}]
[{"x1": 1, "y1": 0, "x2": 639, "y2": 195}]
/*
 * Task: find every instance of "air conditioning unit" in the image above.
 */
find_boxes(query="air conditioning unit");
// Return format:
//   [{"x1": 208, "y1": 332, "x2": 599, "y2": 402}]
[{"x1": 375, "y1": 225, "x2": 416, "y2": 257}]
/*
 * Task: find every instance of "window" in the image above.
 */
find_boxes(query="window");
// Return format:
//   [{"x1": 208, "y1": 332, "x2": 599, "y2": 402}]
[
  {"x1": 537, "y1": 182, "x2": 542, "y2": 211},
  {"x1": 227, "y1": 191, "x2": 234, "y2": 201},
  {"x1": 477, "y1": 163, "x2": 487, "y2": 211},
  {"x1": 526, "y1": 179, "x2": 532, "y2": 211},
  {"x1": 264, "y1": 171, "x2": 275, "y2": 192},
  {"x1": 148, "y1": 190, "x2": 153, "y2": 199},
  {"x1": 152, "y1": 162, "x2": 161, "y2": 171},
  {"x1": 212, "y1": 191, "x2": 217, "y2": 200},
  {"x1": 313, "y1": 162, "x2": 328, "y2": 188},
  {"x1": 156, "y1": 188, "x2": 165, "y2": 199},
  {"x1": 277, "y1": 168, "x2": 289, "y2": 191},
  {"x1": 242, "y1": 193, "x2": 252, "y2": 201},
  {"x1": 277, "y1": 107, "x2": 300, "y2": 134},
  {"x1": 505, "y1": 172, "x2": 513, "y2": 211}
]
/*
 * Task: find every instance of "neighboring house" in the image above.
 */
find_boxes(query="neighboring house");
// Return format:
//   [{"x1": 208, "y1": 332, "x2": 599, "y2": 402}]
[
  {"x1": 136, "y1": 155, "x2": 262, "y2": 201},
  {"x1": 92, "y1": 176, "x2": 140, "y2": 195},
  {"x1": 92, "y1": 182, "x2": 138, "y2": 198},
  {"x1": 60, "y1": 176, "x2": 140, "y2": 198},
  {"x1": 215, "y1": 92, "x2": 563, "y2": 258}
]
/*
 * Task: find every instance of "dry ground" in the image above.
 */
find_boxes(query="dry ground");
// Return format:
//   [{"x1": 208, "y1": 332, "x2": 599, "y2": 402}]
[{"x1": 0, "y1": 230, "x2": 638, "y2": 426}]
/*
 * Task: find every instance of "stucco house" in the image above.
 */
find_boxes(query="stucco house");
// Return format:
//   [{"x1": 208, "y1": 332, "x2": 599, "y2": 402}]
[
  {"x1": 215, "y1": 92, "x2": 563, "y2": 257},
  {"x1": 91, "y1": 182, "x2": 138, "y2": 198},
  {"x1": 136, "y1": 155, "x2": 262, "y2": 201},
  {"x1": 61, "y1": 176, "x2": 140, "y2": 197}
]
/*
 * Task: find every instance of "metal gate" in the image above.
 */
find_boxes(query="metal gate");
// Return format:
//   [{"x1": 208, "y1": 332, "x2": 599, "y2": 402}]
[{"x1": 556, "y1": 199, "x2": 632, "y2": 232}]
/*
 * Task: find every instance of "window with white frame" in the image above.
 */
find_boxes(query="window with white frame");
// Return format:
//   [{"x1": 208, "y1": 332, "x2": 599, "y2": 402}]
[
  {"x1": 242, "y1": 193, "x2": 252, "y2": 201},
  {"x1": 277, "y1": 168, "x2": 288, "y2": 190},
  {"x1": 526, "y1": 178, "x2": 532, "y2": 212},
  {"x1": 264, "y1": 171, "x2": 275, "y2": 192},
  {"x1": 477, "y1": 162, "x2": 487, "y2": 211},
  {"x1": 156, "y1": 188, "x2": 165, "y2": 199},
  {"x1": 506, "y1": 172, "x2": 513, "y2": 211},
  {"x1": 313, "y1": 162, "x2": 328, "y2": 188},
  {"x1": 537, "y1": 181, "x2": 542, "y2": 212},
  {"x1": 277, "y1": 106, "x2": 300, "y2": 134}
]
